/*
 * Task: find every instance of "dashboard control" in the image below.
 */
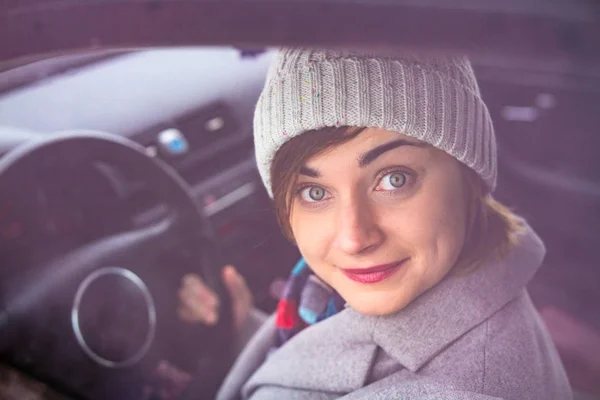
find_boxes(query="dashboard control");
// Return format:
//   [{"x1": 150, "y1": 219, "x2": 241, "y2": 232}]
[{"x1": 157, "y1": 128, "x2": 189, "y2": 156}]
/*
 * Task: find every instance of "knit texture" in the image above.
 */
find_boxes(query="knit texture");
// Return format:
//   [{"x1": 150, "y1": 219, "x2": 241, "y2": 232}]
[{"x1": 253, "y1": 48, "x2": 497, "y2": 196}]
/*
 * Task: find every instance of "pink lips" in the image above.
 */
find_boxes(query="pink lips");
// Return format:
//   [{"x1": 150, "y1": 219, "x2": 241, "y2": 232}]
[{"x1": 341, "y1": 260, "x2": 406, "y2": 284}]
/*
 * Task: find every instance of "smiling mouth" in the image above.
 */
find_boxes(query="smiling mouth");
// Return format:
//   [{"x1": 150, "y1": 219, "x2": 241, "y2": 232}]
[{"x1": 340, "y1": 260, "x2": 407, "y2": 284}]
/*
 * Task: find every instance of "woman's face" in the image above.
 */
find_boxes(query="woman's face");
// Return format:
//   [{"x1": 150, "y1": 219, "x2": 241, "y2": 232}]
[{"x1": 289, "y1": 127, "x2": 469, "y2": 316}]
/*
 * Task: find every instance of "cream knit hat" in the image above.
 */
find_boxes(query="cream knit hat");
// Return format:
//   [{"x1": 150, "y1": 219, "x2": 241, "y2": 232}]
[{"x1": 254, "y1": 48, "x2": 497, "y2": 197}]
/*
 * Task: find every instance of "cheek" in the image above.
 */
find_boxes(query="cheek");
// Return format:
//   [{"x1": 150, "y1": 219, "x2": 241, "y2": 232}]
[
  {"x1": 290, "y1": 211, "x2": 332, "y2": 268},
  {"x1": 387, "y1": 170, "x2": 468, "y2": 280}
]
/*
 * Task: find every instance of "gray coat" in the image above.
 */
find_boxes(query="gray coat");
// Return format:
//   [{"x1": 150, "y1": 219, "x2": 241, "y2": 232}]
[{"x1": 217, "y1": 224, "x2": 572, "y2": 400}]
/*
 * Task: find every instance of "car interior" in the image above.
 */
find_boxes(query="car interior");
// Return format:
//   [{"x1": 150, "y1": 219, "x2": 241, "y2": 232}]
[{"x1": 0, "y1": 1, "x2": 599, "y2": 399}]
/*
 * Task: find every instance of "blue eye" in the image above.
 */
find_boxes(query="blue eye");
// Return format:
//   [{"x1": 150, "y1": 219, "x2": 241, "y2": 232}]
[
  {"x1": 300, "y1": 186, "x2": 326, "y2": 202},
  {"x1": 378, "y1": 172, "x2": 407, "y2": 191}
]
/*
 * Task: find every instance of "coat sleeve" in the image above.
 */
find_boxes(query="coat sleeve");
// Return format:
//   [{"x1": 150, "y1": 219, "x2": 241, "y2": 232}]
[
  {"x1": 233, "y1": 308, "x2": 269, "y2": 356},
  {"x1": 216, "y1": 313, "x2": 277, "y2": 400},
  {"x1": 349, "y1": 388, "x2": 504, "y2": 400},
  {"x1": 417, "y1": 391, "x2": 503, "y2": 400},
  {"x1": 341, "y1": 375, "x2": 505, "y2": 400}
]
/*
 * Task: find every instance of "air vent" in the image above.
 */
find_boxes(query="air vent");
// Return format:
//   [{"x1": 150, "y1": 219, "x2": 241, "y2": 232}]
[
  {"x1": 176, "y1": 102, "x2": 238, "y2": 150},
  {"x1": 131, "y1": 101, "x2": 244, "y2": 178}
]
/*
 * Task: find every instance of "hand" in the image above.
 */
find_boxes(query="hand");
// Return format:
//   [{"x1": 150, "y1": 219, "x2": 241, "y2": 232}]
[{"x1": 177, "y1": 265, "x2": 253, "y2": 330}]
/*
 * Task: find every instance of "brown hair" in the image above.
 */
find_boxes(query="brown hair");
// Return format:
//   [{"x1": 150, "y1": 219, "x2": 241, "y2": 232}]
[
  {"x1": 452, "y1": 164, "x2": 525, "y2": 274},
  {"x1": 270, "y1": 126, "x2": 524, "y2": 273}
]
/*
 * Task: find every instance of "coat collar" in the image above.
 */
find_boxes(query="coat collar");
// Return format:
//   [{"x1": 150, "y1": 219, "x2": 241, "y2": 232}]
[
  {"x1": 371, "y1": 222, "x2": 545, "y2": 371},
  {"x1": 244, "y1": 222, "x2": 546, "y2": 396}
]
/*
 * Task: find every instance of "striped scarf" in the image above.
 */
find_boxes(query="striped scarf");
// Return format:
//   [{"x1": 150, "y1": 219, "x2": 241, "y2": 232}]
[{"x1": 273, "y1": 258, "x2": 345, "y2": 349}]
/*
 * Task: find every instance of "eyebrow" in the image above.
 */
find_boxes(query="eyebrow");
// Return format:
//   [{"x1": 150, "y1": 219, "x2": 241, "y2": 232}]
[
  {"x1": 299, "y1": 138, "x2": 426, "y2": 178},
  {"x1": 300, "y1": 166, "x2": 320, "y2": 177},
  {"x1": 358, "y1": 139, "x2": 426, "y2": 167}
]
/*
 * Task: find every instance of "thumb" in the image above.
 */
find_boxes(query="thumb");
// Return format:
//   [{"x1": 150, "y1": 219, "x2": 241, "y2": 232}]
[
  {"x1": 222, "y1": 265, "x2": 236, "y2": 290},
  {"x1": 223, "y1": 265, "x2": 246, "y2": 298},
  {"x1": 222, "y1": 265, "x2": 253, "y2": 328}
]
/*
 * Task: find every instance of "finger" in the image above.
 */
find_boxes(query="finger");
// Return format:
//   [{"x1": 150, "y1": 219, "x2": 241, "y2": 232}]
[
  {"x1": 223, "y1": 266, "x2": 251, "y2": 304},
  {"x1": 180, "y1": 288, "x2": 218, "y2": 322},
  {"x1": 182, "y1": 273, "x2": 219, "y2": 307},
  {"x1": 178, "y1": 288, "x2": 219, "y2": 325},
  {"x1": 237, "y1": 269, "x2": 253, "y2": 308},
  {"x1": 177, "y1": 303, "x2": 217, "y2": 325},
  {"x1": 223, "y1": 266, "x2": 253, "y2": 328},
  {"x1": 177, "y1": 305, "x2": 199, "y2": 323},
  {"x1": 224, "y1": 266, "x2": 251, "y2": 294}
]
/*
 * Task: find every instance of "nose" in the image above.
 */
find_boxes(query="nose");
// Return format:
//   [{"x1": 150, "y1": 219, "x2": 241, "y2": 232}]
[{"x1": 332, "y1": 195, "x2": 383, "y2": 255}]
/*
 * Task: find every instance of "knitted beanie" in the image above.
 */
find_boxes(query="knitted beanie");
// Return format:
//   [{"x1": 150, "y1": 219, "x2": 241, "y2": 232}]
[{"x1": 254, "y1": 48, "x2": 496, "y2": 197}]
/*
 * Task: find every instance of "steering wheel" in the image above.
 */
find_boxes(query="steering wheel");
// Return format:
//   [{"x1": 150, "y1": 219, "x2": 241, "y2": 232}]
[{"x1": 0, "y1": 131, "x2": 235, "y2": 399}]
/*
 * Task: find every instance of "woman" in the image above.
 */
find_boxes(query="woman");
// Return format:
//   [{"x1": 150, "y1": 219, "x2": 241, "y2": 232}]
[{"x1": 179, "y1": 48, "x2": 572, "y2": 399}]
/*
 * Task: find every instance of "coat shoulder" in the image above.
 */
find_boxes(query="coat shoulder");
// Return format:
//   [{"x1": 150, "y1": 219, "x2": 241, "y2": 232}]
[
  {"x1": 481, "y1": 290, "x2": 572, "y2": 400},
  {"x1": 418, "y1": 290, "x2": 571, "y2": 400}
]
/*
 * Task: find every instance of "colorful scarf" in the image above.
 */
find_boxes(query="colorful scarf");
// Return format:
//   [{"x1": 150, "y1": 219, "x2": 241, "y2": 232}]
[{"x1": 273, "y1": 258, "x2": 345, "y2": 349}]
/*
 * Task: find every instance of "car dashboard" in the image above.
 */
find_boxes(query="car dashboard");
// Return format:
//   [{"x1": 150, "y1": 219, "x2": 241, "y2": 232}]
[{"x1": 0, "y1": 47, "x2": 300, "y2": 312}]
